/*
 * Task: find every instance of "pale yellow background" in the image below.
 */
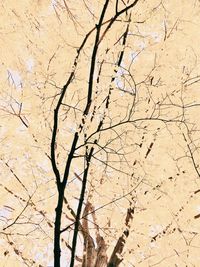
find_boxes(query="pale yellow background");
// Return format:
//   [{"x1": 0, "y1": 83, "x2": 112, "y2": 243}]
[{"x1": 1, "y1": 1, "x2": 200, "y2": 266}]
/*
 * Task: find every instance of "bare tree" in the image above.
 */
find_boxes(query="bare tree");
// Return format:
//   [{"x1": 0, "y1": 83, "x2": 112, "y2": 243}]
[
  {"x1": 51, "y1": 1, "x2": 140, "y2": 266},
  {"x1": 1, "y1": 1, "x2": 200, "y2": 267}
]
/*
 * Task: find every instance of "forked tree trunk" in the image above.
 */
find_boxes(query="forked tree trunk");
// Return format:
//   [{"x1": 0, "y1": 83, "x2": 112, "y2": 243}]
[{"x1": 79, "y1": 202, "x2": 134, "y2": 267}]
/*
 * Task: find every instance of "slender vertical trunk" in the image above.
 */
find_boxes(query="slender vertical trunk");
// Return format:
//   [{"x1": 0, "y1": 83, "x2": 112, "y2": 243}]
[
  {"x1": 53, "y1": 132, "x2": 79, "y2": 266},
  {"x1": 51, "y1": 1, "x2": 139, "y2": 265},
  {"x1": 54, "y1": 187, "x2": 64, "y2": 267},
  {"x1": 69, "y1": 147, "x2": 94, "y2": 267}
]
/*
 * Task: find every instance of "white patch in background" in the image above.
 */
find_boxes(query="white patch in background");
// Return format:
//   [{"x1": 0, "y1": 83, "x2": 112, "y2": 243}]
[
  {"x1": 0, "y1": 207, "x2": 12, "y2": 222},
  {"x1": 51, "y1": 0, "x2": 57, "y2": 4},
  {"x1": 60, "y1": 247, "x2": 71, "y2": 267},
  {"x1": 0, "y1": 207, "x2": 13, "y2": 225},
  {"x1": 35, "y1": 252, "x2": 43, "y2": 261},
  {"x1": 196, "y1": 205, "x2": 200, "y2": 212},
  {"x1": 114, "y1": 64, "x2": 125, "y2": 86},
  {"x1": 49, "y1": 0, "x2": 57, "y2": 10},
  {"x1": 37, "y1": 158, "x2": 51, "y2": 173},
  {"x1": 149, "y1": 224, "x2": 163, "y2": 237},
  {"x1": 47, "y1": 261, "x2": 53, "y2": 267},
  {"x1": 68, "y1": 125, "x2": 76, "y2": 133},
  {"x1": 138, "y1": 41, "x2": 146, "y2": 49},
  {"x1": 115, "y1": 77, "x2": 124, "y2": 90},
  {"x1": 75, "y1": 237, "x2": 84, "y2": 258},
  {"x1": 15, "y1": 123, "x2": 28, "y2": 132},
  {"x1": 45, "y1": 243, "x2": 54, "y2": 266},
  {"x1": 117, "y1": 67, "x2": 127, "y2": 76},
  {"x1": 150, "y1": 32, "x2": 161, "y2": 42},
  {"x1": 130, "y1": 50, "x2": 141, "y2": 62},
  {"x1": 7, "y1": 69, "x2": 22, "y2": 89},
  {"x1": 26, "y1": 58, "x2": 34, "y2": 72},
  {"x1": 139, "y1": 251, "x2": 146, "y2": 260},
  {"x1": 150, "y1": 241, "x2": 159, "y2": 248},
  {"x1": 115, "y1": 64, "x2": 128, "y2": 96}
]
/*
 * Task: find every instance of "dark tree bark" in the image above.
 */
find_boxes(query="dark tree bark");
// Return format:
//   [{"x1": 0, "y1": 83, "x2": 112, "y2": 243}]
[{"x1": 51, "y1": 1, "x2": 140, "y2": 266}]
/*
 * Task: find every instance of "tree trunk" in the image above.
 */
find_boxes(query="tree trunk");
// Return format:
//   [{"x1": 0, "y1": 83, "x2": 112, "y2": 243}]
[{"x1": 54, "y1": 187, "x2": 64, "y2": 267}]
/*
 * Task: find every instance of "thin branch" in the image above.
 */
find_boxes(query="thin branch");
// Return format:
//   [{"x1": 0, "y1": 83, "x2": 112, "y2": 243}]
[
  {"x1": 60, "y1": 179, "x2": 142, "y2": 233},
  {"x1": 83, "y1": 0, "x2": 110, "y2": 115}
]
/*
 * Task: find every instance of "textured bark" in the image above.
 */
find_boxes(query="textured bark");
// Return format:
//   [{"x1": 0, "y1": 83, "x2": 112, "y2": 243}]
[
  {"x1": 81, "y1": 202, "x2": 108, "y2": 267},
  {"x1": 82, "y1": 202, "x2": 97, "y2": 267},
  {"x1": 107, "y1": 206, "x2": 134, "y2": 267}
]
